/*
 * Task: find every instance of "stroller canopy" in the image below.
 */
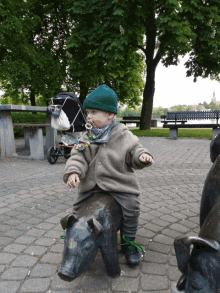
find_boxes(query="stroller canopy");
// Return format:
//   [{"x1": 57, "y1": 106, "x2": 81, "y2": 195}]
[{"x1": 46, "y1": 92, "x2": 87, "y2": 132}]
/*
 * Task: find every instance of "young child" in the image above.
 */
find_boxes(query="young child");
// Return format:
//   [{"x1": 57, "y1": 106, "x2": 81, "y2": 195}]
[{"x1": 62, "y1": 84, "x2": 154, "y2": 266}]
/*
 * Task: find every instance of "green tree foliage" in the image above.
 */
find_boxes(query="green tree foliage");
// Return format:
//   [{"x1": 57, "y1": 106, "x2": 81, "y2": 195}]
[
  {"x1": 152, "y1": 107, "x2": 169, "y2": 118},
  {"x1": 203, "y1": 101, "x2": 209, "y2": 109},
  {"x1": 67, "y1": 0, "x2": 220, "y2": 129},
  {"x1": 65, "y1": 2, "x2": 145, "y2": 106},
  {"x1": 0, "y1": 0, "x2": 69, "y2": 106},
  {"x1": 207, "y1": 102, "x2": 220, "y2": 110}
]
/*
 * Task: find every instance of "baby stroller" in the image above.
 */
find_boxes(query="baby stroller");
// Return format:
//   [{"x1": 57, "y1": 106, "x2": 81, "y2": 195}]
[{"x1": 46, "y1": 92, "x2": 87, "y2": 164}]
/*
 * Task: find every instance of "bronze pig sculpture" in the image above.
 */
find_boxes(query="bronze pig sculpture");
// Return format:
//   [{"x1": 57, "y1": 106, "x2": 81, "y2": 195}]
[
  {"x1": 173, "y1": 133, "x2": 220, "y2": 292},
  {"x1": 58, "y1": 192, "x2": 123, "y2": 281}
]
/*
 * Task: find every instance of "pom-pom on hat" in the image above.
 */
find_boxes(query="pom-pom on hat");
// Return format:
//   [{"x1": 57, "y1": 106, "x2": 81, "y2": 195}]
[{"x1": 83, "y1": 84, "x2": 118, "y2": 114}]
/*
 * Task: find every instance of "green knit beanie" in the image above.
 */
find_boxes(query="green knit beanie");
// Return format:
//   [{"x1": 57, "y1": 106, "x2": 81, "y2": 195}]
[{"x1": 83, "y1": 84, "x2": 118, "y2": 114}]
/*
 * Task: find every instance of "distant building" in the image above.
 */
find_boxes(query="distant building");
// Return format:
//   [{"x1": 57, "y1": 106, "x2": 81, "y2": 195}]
[{"x1": 211, "y1": 90, "x2": 220, "y2": 106}]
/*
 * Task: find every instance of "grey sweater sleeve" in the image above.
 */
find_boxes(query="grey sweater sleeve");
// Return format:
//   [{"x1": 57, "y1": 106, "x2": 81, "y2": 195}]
[
  {"x1": 63, "y1": 148, "x2": 89, "y2": 183},
  {"x1": 125, "y1": 131, "x2": 153, "y2": 169},
  {"x1": 128, "y1": 143, "x2": 153, "y2": 169}
]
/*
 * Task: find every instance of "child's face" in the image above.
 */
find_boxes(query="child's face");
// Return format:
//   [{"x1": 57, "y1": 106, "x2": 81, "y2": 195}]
[{"x1": 86, "y1": 109, "x2": 114, "y2": 128}]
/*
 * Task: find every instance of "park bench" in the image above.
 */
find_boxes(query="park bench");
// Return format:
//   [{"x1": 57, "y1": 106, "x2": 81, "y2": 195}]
[
  {"x1": 160, "y1": 110, "x2": 220, "y2": 139},
  {"x1": 0, "y1": 105, "x2": 56, "y2": 160},
  {"x1": 120, "y1": 116, "x2": 157, "y2": 127}
]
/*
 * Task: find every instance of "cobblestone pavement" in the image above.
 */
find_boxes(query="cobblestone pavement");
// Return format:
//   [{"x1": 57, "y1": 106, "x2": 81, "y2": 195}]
[{"x1": 0, "y1": 136, "x2": 213, "y2": 293}]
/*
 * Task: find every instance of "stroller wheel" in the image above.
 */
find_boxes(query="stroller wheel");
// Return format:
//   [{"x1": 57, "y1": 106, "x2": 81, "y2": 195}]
[{"x1": 47, "y1": 146, "x2": 59, "y2": 164}]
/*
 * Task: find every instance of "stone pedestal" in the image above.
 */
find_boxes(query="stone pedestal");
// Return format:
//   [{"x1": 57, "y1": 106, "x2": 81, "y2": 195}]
[
  {"x1": 0, "y1": 111, "x2": 16, "y2": 157},
  {"x1": 170, "y1": 129, "x2": 178, "y2": 139},
  {"x1": 151, "y1": 119, "x2": 157, "y2": 127},
  {"x1": 29, "y1": 128, "x2": 44, "y2": 160},
  {"x1": 46, "y1": 116, "x2": 57, "y2": 148}
]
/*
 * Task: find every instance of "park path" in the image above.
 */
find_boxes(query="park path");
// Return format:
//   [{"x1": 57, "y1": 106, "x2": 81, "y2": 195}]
[{"x1": 0, "y1": 136, "x2": 212, "y2": 293}]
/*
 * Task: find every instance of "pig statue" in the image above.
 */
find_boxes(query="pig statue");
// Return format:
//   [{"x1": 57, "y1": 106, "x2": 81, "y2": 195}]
[
  {"x1": 173, "y1": 132, "x2": 220, "y2": 293},
  {"x1": 58, "y1": 192, "x2": 124, "y2": 281}
]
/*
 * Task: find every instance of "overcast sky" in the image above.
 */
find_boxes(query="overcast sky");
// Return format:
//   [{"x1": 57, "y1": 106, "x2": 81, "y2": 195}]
[{"x1": 152, "y1": 55, "x2": 220, "y2": 109}]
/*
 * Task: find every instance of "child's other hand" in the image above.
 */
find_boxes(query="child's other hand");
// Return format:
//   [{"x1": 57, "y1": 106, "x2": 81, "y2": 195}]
[
  {"x1": 139, "y1": 154, "x2": 154, "y2": 164},
  {"x1": 67, "y1": 173, "x2": 80, "y2": 188}
]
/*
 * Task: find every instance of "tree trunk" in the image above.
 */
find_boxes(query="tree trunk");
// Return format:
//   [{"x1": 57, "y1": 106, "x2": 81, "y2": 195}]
[
  {"x1": 79, "y1": 81, "x2": 89, "y2": 105},
  {"x1": 30, "y1": 88, "x2": 37, "y2": 115},
  {"x1": 140, "y1": 64, "x2": 156, "y2": 130}
]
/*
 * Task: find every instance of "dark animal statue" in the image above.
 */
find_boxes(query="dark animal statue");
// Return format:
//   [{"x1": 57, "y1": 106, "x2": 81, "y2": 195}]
[
  {"x1": 173, "y1": 132, "x2": 220, "y2": 293},
  {"x1": 58, "y1": 192, "x2": 124, "y2": 281}
]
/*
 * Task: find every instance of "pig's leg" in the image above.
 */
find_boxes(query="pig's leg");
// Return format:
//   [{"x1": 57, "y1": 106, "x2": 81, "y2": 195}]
[{"x1": 99, "y1": 221, "x2": 120, "y2": 277}]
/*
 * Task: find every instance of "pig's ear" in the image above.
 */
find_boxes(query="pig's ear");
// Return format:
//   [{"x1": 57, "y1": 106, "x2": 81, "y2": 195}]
[
  {"x1": 87, "y1": 218, "x2": 104, "y2": 237},
  {"x1": 60, "y1": 214, "x2": 78, "y2": 230},
  {"x1": 174, "y1": 236, "x2": 220, "y2": 274}
]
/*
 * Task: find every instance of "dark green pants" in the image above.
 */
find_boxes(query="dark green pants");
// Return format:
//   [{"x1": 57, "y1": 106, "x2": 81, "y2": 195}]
[{"x1": 72, "y1": 184, "x2": 140, "y2": 238}]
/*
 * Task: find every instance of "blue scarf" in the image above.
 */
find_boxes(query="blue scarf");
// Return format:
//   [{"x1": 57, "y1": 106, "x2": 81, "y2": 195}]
[{"x1": 91, "y1": 121, "x2": 117, "y2": 143}]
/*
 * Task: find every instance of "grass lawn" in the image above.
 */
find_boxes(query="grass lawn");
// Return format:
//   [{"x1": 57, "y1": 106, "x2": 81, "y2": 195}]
[
  {"x1": 116, "y1": 118, "x2": 213, "y2": 139},
  {"x1": 129, "y1": 128, "x2": 213, "y2": 140}
]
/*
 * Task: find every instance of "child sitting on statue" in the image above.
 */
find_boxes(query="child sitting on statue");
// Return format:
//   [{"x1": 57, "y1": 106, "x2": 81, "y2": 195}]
[{"x1": 62, "y1": 84, "x2": 154, "y2": 266}]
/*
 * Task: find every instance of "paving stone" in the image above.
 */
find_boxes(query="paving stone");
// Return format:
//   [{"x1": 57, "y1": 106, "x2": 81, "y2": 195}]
[
  {"x1": 0, "y1": 265, "x2": 5, "y2": 273},
  {"x1": 11, "y1": 255, "x2": 38, "y2": 267},
  {"x1": 169, "y1": 223, "x2": 190, "y2": 233},
  {"x1": 140, "y1": 274, "x2": 169, "y2": 291},
  {"x1": 36, "y1": 222, "x2": 55, "y2": 230},
  {"x1": 111, "y1": 276, "x2": 139, "y2": 292},
  {"x1": 144, "y1": 250, "x2": 168, "y2": 264},
  {"x1": 162, "y1": 228, "x2": 183, "y2": 239},
  {"x1": 15, "y1": 235, "x2": 36, "y2": 244},
  {"x1": 45, "y1": 216, "x2": 60, "y2": 224},
  {"x1": 0, "y1": 208, "x2": 12, "y2": 215},
  {"x1": 25, "y1": 229, "x2": 46, "y2": 237},
  {"x1": 4, "y1": 229, "x2": 25, "y2": 238},
  {"x1": 20, "y1": 278, "x2": 50, "y2": 292},
  {"x1": 137, "y1": 228, "x2": 155, "y2": 238},
  {"x1": 34, "y1": 237, "x2": 56, "y2": 246},
  {"x1": 2, "y1": 267, "x2": 29, "y2": 280},
  {"x1": 6, "y1": 219, "x2": 23, "y2": 226},
  {"x1": 153, "y1": 234, "x2": 175, "y2": 246},
  {"x1": 3, "y1": 244, "x2": 26, "y2": 254},
  {"x1": 15, "y1": 213, "x2": 32, "y2": 220},
  {"x1": 0, "y1": 281, "x2": 21, "y2": 293},
  {"x1": 0, "y1": 237, "x2": 13, "y2": 245},
  {"x1": 147, "y1": 242, "x2": 171, "y2": 254},
  {"x1": 0, "y1": 202, "x2": 8, "y2": 207},
  {"x1": 35, "y1": 212, "x2": 52, "y2": 219},
  {"x1": 50, "y1": 244, "x2": 64, "y2": 253},
  {"x1": 30, "y1": 263, "x2": 57, "y2": 277},
  {"x1": 168, "y1": 265, "x2": 182, "y2": 281},
  {"x1": 40, "y1": 252, "x2": 62, "y2": 264},
  {"x1": 0, "y1": 224, "x2": 12, "y2": 232},
  {"x1": 45, "y1": 230, "x2": 63, "y2": 239},
  {"x1": 0, "y1": 253, "x2": 17, "y2": 264},
  {"x1": 141, "y1": 262, "x2": 167, "y2": 276},
  {"x1": 24, "y1": 245, "x2": 48, "y2": 256},
  {"x1": 26, "y1": 217, "x2": 42, "y2": 224},
  {"x1": 15, "y1": 206, "x2": 30, "y2": 212},
  {"x1": 51, "y1": 273, "x2": 82, "y2": 290},
  {"x1": 16, "y1": 223, "x2": 34, "y2": 230},
  {"x1": 0, "y1": 215, "x2": 10, "y2": 221},
  {"x1": 119, "y1": 264, "x2": 140, "y2": 278}
]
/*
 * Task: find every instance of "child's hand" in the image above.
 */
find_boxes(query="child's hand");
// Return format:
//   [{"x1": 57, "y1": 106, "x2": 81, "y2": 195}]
[
  {"x1": 139, "y1": 154, "x2": 154, "y2": 164},
  {"x1": 67, "y1": 173, "x2": 80, "y2": 188}
]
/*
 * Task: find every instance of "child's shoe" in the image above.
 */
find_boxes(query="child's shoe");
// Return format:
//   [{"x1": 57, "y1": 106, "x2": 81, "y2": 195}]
[{"x1": 122, "y1": 235, "x2": 144, "y2": 266}]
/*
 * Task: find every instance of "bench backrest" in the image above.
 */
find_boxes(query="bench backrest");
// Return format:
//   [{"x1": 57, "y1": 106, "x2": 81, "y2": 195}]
[
  {"x1": 166, "y1": 111, "x2": 220, "y2": 120},
  {"x1": 122, "y1": 116, "x2": 140, "y2": 120}
]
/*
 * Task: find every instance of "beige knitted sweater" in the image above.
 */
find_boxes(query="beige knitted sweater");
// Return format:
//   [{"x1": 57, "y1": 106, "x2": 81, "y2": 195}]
[{"x1": 63, "y1": 123, "x2": 153, "y2": 195}]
